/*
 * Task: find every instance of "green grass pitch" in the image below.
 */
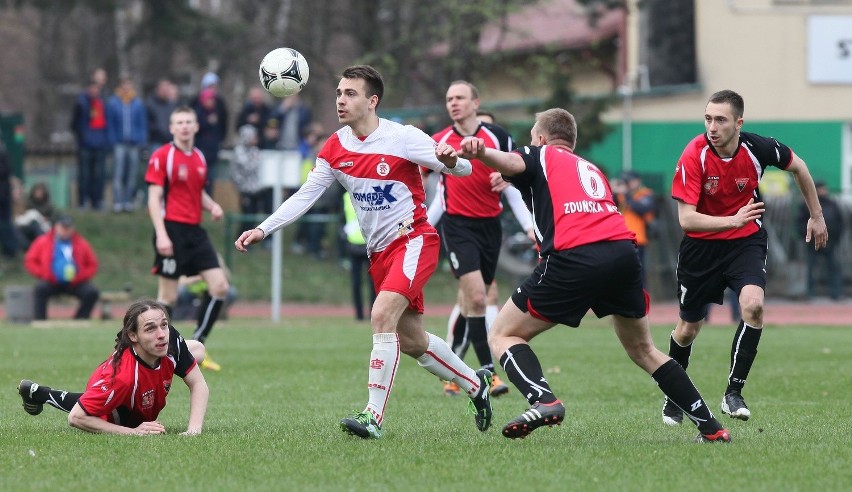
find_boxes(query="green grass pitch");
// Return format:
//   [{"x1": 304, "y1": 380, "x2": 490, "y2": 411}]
[{"x1": 2, "y1": 315, "x2": 851, "y2": 491}]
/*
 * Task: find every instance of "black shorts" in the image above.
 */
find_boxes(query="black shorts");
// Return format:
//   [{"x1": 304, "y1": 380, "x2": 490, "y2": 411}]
[
  {"x1": 439, "y1": 214, "x2": 501, "y2": 284},
  {"x1": 676, "y1": 228, "x2": 768, "y2": 322},
  {"x1": 152, "y1": 221, "x2": 220, "y2": 280},
  {"x1": 511, "y1": 240, "x2": 647, "y2": 327}
]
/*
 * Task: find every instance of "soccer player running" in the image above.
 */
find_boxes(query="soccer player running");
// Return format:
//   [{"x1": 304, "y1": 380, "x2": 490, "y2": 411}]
[
  {"x1": 457, "y1": 108, "x2": 731, "y2": 442},
  {"x1": 235, "y1": 65, "x2": 492, "y2": 439},
  {"x1": 146, "y1": 106, "x2": 231, "y2": 371},
  {"x1": 428, "y1": 81, "x2": 534, "y2": 398},
  {"x1": 17, "y1": 299, "x2": 209, "y2": 435},
  {"x1": 662, "y1": 90, "x2": 827, "y2": 425}
]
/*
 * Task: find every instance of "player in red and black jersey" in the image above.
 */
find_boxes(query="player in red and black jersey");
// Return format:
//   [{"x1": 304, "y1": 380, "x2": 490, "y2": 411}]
[
  {"x1": 145, "y1": 106, "x2": 230, "y2": 371},
  {"x1": 17, "y1": 299, "x2": 209, "y2": 435},
  {"x1": 457, "y1": 108, "x2": 730, "y2": 442},
  {"x1": 429, "y1": 81, "x2": 533, "y2": 398},
  {"x1": 663, "y1": 90, "x2": 828, "y2": 425}
]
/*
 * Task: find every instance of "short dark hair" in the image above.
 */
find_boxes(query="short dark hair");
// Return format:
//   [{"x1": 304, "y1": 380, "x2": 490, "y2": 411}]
[
  {"x1": 476, "y1": 110, "x2": 496, "y2": 123},
  {"x1": 708, "y1": 90, "x2": 744, "y2": 119},
  {"x1": 535, "y1": 108, "x2": 577, "y2": 148},
  {"x1": 342, "y1": 65, "x2": 384, "y2": 106}
]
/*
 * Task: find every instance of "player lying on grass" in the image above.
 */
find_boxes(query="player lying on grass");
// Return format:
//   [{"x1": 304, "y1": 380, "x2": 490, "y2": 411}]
[{"x1": 17, "y1": 299, "x2": 209, "y2": 436}]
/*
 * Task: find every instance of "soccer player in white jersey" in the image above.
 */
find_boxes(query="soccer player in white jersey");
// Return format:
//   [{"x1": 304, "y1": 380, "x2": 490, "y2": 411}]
[{"x1": 235, "y1": 65, "x2": 493, "y2": 439}]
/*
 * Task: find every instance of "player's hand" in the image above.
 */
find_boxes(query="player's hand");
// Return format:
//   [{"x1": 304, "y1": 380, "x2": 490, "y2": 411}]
[
  {"x1": 180, "y1": 428, "x2": 202, "y2": 436},
  {"x1": 155, "y1": 234, "x2": 174, "y2": 257},
  {"x1": 459, "y1": 136, "x2": 486, "y2": 159},
  {"x1": 731, "y1": 198, "x2": 765, "y2": 229},
  {"x1": 435, "y1": 142, "x2": 458, "y2": 167},
  {"x1": 805, "y1": 214, "x2": 828, "y2": 251},
  {"x1": 210, "y1": 203, "x2": 224, "y2": 221},
  {"x1": 489, "y1": 172, "x2": 510, "y2": 193},
  {"x1": 235, "y1": 228, "x2": 265, "y2": 252},
  {"x1": 134, "y1": 421, "x2": 166, "y2": 435}
]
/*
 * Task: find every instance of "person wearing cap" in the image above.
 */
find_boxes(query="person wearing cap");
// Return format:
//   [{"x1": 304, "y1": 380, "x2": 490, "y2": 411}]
[
  {"x1": 799, "y1": 180, "x2": 844, "y2": 300},
  {"x1": 612, "y1": 170, "x2": 656, "y2": 288},
  {"x1": 192, "y1": 72, "x2": 228, "y2": 194},
  {"x1": 23, "y1": 213, "x2": 100, "y2": 320}
]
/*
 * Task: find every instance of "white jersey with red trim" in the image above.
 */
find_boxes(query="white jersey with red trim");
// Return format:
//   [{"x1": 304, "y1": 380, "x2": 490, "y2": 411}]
[{"x1": 257, "y1": 118, "x2": 471, "y2": 254}]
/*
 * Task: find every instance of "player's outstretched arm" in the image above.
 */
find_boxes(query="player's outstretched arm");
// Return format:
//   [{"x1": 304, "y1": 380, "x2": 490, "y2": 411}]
[
  {"x1": 235, "y1": 228, "x2": 265, "y2": 252},
  {"x1": 458, "y1": 137, "x2": 525, "y2": 176}
]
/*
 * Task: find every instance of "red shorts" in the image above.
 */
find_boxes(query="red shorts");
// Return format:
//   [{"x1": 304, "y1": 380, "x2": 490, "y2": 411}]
[{"x1": 369, "y1": 230, "x2": 440, "y2": 314}]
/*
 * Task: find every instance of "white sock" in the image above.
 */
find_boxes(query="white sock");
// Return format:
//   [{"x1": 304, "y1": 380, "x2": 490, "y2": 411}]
[
  {"x1": 485, "y1": 304, "x2": 498, "y2": 330},
  {"x1": 417, "y1": 332, "x2": 480, "y2": 396},
  {"x1": 446, "y1": 304, "x2": 462, "y2": 343},
  {"x1": 366, "y1": 333, "x2": 399, "y2": 426}
]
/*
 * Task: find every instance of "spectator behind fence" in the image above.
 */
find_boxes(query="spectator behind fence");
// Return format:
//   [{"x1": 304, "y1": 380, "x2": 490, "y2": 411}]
[
  {"x1": 236, "y1": 87, "x2": 274, "y2": 149},
  {"x1": 799, "y1": 180, "x2": 844, "y2": 300},
  {"x1": 71, "y1": 80, "x2": 112, "y2": 211},
  {"x1": 107, "y1": 76, "x2": 148, "y2": 213},
  {"x1": 612, "y1": 170, "x2": 657, "y2": 288},
  {"x1": 146, "y1": 78, "x2": 180, "y2": 151},
  {"x1": 0, "y1": 137, "x2": 17, "y2": 263},
  {"x1": 342, "y1": 192, "x2": 376, "y2": 321},
  {"x1": 292, "y1": 123, "x2": 338, "y2": 258},
  {"x1": 192, "y1": 73, "x2": 229, "y2": 194},
  {"x1": 14, "y1": 182, "x2": 57, "y2": 250},
  {"x1": 24, "y1": 214, "x2": 100, "y2": 320},
  {"x1": 231, "y1": 125, "x2": 269, "y2": 233}
]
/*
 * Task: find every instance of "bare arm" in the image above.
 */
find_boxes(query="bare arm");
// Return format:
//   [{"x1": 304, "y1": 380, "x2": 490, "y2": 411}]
[
  {"x1": 68, "y1": 403, "x2": 166, "y2": 435},
  {"x1": 677, "y1": 199, "x2": 765, "y2": 233},
  {"x1": 458, "y1": 137, "x2": 526, "y2": 176},
  {"x1": 180, "y1": 366, "x2": 209, "y2": 435},
  {"x1": 148, "y1": 184, "x2": 173, "y2": 257},
  {"x1": 201, "y1": 190, "x2": 224, "y2": 221},
  {"x1": 787, "y1": 154, "x2": 828, "y2": 250}
]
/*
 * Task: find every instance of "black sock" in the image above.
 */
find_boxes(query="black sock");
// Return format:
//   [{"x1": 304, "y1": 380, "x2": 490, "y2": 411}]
[
  {"x1": 163, "y1": 303, "x2": 174, "y2": 320},
  {"x1": 727, "y1": 321, "x2": 761, "y2": 394},
  {"x1": 467, "y1": 316, "x2": 494, "y2": 373},
  {"x1": 668, "y1": 332, "x2": 692, "y2": 370},
  {"x1": 500, "y1": 344, "x2": 557, "y2": 405},
  {"x1": 44, "y1": 388, "x2": 81, "y2": 413},
  {"x1": 652, "y1": 359, "x2": 722, "y2": 434},
  {"x1": 450, "y1": 313, "x2": 468, "y2": 358},
  {"x1": 192, "y1": 295, "x2": 223, "y2": 343}
]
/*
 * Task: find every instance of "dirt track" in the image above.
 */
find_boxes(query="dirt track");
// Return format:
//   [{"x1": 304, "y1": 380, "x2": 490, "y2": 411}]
[{"x1": 3, "y1": 299, "x2": 850, "y2": 326}]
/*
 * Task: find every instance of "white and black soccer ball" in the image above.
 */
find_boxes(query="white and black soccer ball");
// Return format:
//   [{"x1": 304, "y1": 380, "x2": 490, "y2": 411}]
[{"x1": 258, "y1": 48, "x2": 309, "y2": 98}]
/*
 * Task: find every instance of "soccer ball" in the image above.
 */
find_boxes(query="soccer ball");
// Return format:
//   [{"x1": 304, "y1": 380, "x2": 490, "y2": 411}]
[{"x1": 258, "y1": 48, "x2": 309, "y2": 98}]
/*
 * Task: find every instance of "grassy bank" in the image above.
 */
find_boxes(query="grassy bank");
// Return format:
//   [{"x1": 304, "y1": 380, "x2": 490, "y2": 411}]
[{"x1": 1, "y1": 209, "x2": 463, "y2": 304}]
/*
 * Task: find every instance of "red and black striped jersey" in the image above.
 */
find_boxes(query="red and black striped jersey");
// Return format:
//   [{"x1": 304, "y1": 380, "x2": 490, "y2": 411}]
[
  {"x1": 672, "y1": 131, "x2": 793, "y2": 240},
  {"x1": 505, "y1": 145, "x2": 634, "y2": 256},
  {"x1": 432, "y1": 122, "x2": 514, "y2": 218}
]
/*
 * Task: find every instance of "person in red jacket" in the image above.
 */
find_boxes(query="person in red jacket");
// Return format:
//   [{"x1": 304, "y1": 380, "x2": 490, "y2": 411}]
[{"x1": 23, "y1": 213, "x2": 100, "y2": 319}]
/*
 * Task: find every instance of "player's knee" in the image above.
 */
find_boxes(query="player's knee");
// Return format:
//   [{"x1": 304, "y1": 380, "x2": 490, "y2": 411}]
[
  {"x1": 740, "y1": 297, "x2": 764, "y2": 323},
  {"x1": 186, "y1": 339, "x2": 206, "y2": 362},
  {"x1": 465, "y1": 291, "x2": 487, "y2": 314},
  {"x1": 208, "y1": 278, "x2": 230, "y2": 298}
]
